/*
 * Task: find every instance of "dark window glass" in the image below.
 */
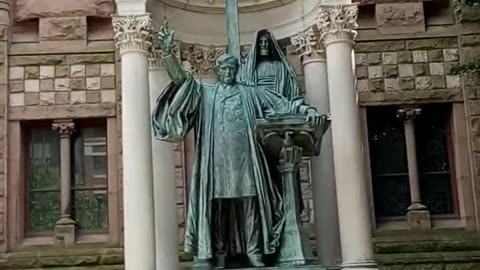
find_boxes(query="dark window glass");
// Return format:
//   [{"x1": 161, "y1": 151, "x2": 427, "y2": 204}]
[
  {"x1": 415, "y1": 105, "x2": 455, "y2": 215},
  {"x1": 27, "y1": 128, "x2": 61, "y2": 232},
  {"x1": 367, "y1": 107, "x2": 410, "y2": 218},
  {"x1": 367, "y1": 105, "x2": 457, "y2": 219},
  {"x1": 72, "y1": 123, "x2": 108, "y2": 231}
]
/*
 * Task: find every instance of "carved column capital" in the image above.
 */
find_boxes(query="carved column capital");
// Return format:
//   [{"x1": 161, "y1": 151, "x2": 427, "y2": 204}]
[
  {"x1": 112, "y1": 14, "x2": 154, "y2": 55},
  {"x1": 291, "y1": 25, "x2": 325, "y2": 64},
  {"x1": 316, "y1": 4, "x2": 359, "y2": 46},
  {"x1": 0, "y1": 0, "x2": 11, "y2": 41},
  {"x1": 52, "y1": 120, "x2": 75, "y2": 137},
  {"x1": 396, "y1": 107, "x2": 422, "y2": 122},
  {"x1": 181, "y1": 43, "x2": 226, "y2": 76}
]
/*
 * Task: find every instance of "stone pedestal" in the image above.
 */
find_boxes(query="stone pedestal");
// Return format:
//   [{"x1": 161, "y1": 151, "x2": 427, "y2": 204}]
[
  {"x1": 257, "y1": 116, "x2": 330, "y2": 267},
  {"x1": 113, "y1": 14, "x2": 156, "y2": 270},
  {"x1": 54, "y1": 224, "x2": 75, "y2": 246}
]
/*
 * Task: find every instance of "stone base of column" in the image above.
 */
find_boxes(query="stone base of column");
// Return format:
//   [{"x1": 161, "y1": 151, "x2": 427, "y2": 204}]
[
  {"x1": 54, "y1": 223, "x2": 76, "y2": 246},
  {"x1": 341, "y1": 261, "x2": 378, "y2": 270},
  {"x1": 407, "y1": 203, "x2": 431, "y2": 230}
]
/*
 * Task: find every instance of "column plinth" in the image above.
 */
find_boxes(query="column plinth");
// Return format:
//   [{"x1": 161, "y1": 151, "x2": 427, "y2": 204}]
[
  {"x1": 113, "y1": 14, "x2": 156, "y2": 270},
  {"x1": 292, "y1": 26, "x2": 341, "y2": 267},
  {"x1": 317, "y1": 4, "x2": 378, "y2": 270}
]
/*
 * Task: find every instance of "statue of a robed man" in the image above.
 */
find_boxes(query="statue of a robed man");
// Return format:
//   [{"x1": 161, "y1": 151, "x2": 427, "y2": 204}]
[
  {"x1": 152, "y1": 23, "x2": 322, "y2": 268},
  {"x1": 238, "y1": 29, "x2": 302, "y2": 101}
]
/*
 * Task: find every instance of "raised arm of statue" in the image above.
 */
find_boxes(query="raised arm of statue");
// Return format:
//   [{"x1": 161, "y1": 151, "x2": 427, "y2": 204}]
[{"x1": 157, "y1": 22, "x2": 187, "y2": 85}]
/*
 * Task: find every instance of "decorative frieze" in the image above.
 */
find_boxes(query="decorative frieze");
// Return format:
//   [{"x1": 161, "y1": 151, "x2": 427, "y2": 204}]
[
  {"x1": 290, "y1": 26, "x2": 325, "y2": 63},
  {"x1": 376, "y1": 3, "x2": 425, "y2": 35},
  {"x1": 181, "y1": 44, "x2": 225, "y2": 75},
  {"x1": 316, "y1": 4, "x2": 359, "y2": 45},
  {"x1": 112, "y1": 14, "x2": 154, "y2": 54}
]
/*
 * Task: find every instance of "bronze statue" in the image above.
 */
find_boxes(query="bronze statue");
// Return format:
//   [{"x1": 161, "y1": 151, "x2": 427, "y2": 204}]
[
  {"x1": 238, "y1": 29, "x2": 302, "y2": 101},
  {"x1": 152, "y1": 23, "x2": 323, "y2": 269}
]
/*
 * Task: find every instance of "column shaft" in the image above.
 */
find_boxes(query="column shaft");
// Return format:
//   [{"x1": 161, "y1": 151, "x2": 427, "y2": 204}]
[
  {"x1": 404, "y1": 120, "x2": 421, "y2": 203},
  {"x1": 149, "y1": 64, "x2": 180, "y2": 270},
  {"x1": 60, "y1": 135, "x2": 72, "y2": 220},
  {"x1": 325, "y1": 40, "x2": 375, "y2": 268},
  {"x1": 51, "y1": 120, "x2": 75, "y2": 225},
  {"x1": 303, "y1": 59, "x2": 341, "y2": 267},
  {"x1": 113, "y1": 14, "x2": 157, "y2": 270},
  {"x1": 121, "y1": 51, "x2": 156, "y2": 270}
]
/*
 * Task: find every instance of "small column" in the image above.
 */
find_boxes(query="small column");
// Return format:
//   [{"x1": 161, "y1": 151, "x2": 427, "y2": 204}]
[
  {"x1": 52, "y1": 119, "x2": 76, "y2": 246},
  {"x1": 148, "y1": 40, "x2": 180, "y2": 270},
  {"x1": 317, "y1": 4, "x2": 378, "y2": 270},
  {"x1": 291, "y1": 27, "x2": 341, "y2": 267},
  {"x1": 397, "y1": 108, "x2": 431, "y2": 230},
  {"x1": 112, "y1": 14, "x2": 156, "y2": 270}
]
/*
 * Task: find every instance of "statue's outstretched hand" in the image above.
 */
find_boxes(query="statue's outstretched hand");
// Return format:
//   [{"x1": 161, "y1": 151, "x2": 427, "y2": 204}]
[
  {"x1": 158, "y1": 21, "x2": 175, "y2": 53},
  {"x1": 306, "y1": 109, "x2": 321, "y2": 126}
]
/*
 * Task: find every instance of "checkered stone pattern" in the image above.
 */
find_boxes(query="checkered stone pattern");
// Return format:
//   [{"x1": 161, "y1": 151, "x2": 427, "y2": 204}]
[
  {"x1": 8, "y1": 54, "x2": 117, "y2": 107},
  {"x1": 355, "y1": 39, "x2": 461, "y2": 93}
]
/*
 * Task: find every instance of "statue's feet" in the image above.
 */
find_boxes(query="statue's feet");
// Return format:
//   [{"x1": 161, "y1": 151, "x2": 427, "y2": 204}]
[{"x1": 248, "y1": 255, "x2": 265, "y2": 268}]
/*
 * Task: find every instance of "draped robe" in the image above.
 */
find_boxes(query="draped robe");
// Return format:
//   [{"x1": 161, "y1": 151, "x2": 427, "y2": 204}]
[
  {"x1": 152, "y1": 74, "x2": 313, "y2": 259},
  {"x1": 237, "y1": 29, "x2": 302, "y2": 101}
]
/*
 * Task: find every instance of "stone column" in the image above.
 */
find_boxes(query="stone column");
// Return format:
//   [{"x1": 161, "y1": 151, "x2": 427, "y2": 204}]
[
  {"x1": 112, "y1": 14, "x2": 156, "y2": 270},
  {"x1": 148, "y1": 42, "x2": 180, "y2": 270},
  {"x1": 0, "y1": 0, "x2": 11, "y2": 252},
  {"x1": 397, "y1": 108, "x2": 431, "y2": 230},
  {"x1": 317, "y1": 4, "x2": 378, "y2": 270},
  {"x1": 52, "y1": 119, "x2": 76, "y2": 246},
  {"x1": 291, "y1": 27, "x2": 341, "y2": 267}
]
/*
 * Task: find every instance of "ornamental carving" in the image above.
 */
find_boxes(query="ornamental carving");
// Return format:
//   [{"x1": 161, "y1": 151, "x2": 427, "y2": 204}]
[
  {"x1": 149, "y1": 32, "x2": 180, "y2": 69},
  {"x1": 52, "y1": 120, "x2": 75, "y2": 137},
  {"x1": 112, "y1": 14, "x2": 154, "y2": 54},
  {"x1": 316, "y1": 4, "x2": 359, "y2": 45},
  {"x1": 181, "y1": 44, "x2": 225, "y2": 75},
  {"x1": 291, "y1": 26, "x2": 325, "y2": 62},
  {"x1": 397, "y1": 108, "x2": 421, "y2": 122}
]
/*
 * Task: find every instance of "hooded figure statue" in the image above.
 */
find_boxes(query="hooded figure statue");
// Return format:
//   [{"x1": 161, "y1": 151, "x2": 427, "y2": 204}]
[{"x1": 237, "y1": 29, "x2": 302, "y2": 101}]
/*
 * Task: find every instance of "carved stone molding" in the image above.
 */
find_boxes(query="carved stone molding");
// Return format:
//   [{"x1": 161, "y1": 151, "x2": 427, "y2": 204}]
[
  {"x1": 112, "y1": 14, "x2": 153, "y2": 55},
  {"x1": 316, "y1": 4, "x2": 359, "y2": 45},
  {"x1": 291, "y1": 25, "x2": 325, "y2": 63},
  {"x1": 181, "y1": 43, "x2": 226, "y2": 75},
  {"x1": 52, "y1": 120, "x2": 75, "y2": 137},
  {"x1": 396, "y1": 107, "x2": 421, "y2": 122}
]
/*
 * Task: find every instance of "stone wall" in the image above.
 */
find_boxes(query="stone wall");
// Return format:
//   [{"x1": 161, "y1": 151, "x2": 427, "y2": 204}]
[
  {"x1": 7, "y1": 53, "x2": 116, "y2": 108},
  {"x1": 354, "y1": 38, "x2": 463, "y2": 105},
  {"x1": 463, "y1": 35, "x2": 480, "y2": 181}
]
